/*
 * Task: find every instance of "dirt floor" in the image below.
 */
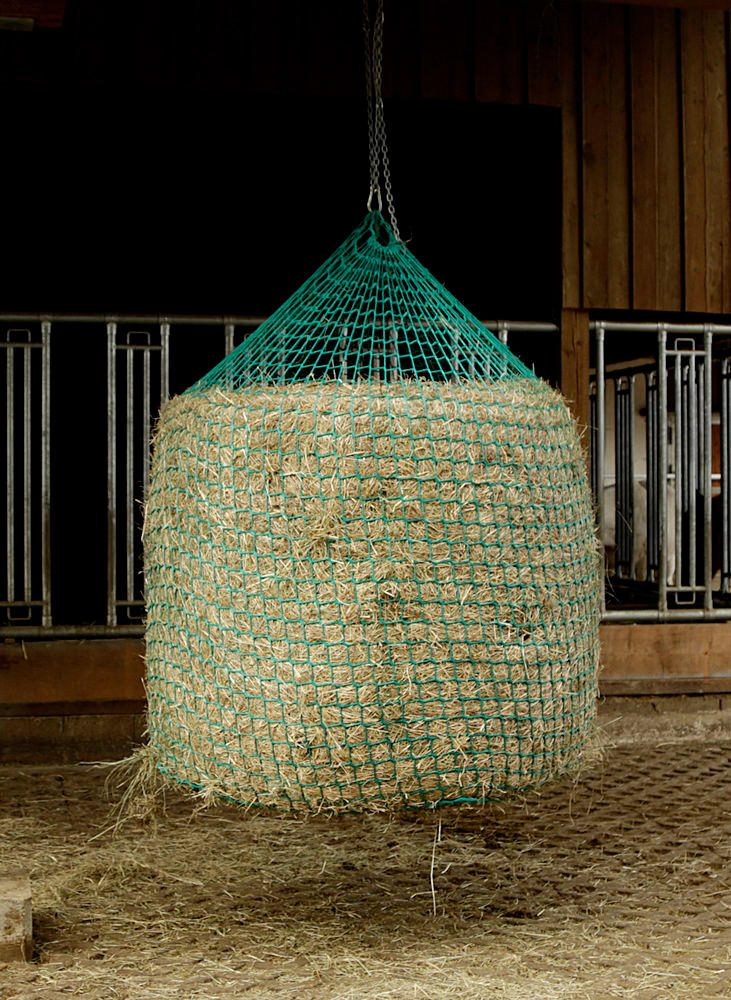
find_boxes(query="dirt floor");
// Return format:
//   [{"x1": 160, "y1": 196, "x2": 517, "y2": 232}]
[{"x1": 1, "y1": 702, "x2": 730, "y2": 1000}]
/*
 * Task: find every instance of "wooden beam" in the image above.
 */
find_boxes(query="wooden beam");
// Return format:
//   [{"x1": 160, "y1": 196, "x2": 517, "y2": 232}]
[
  {"x1": 582, "y1": 3, "x2": 631, "y2": 309},
  {"x1": 600, "y1": 622, "x2": 731, "y2": 692},
  {"x1": 560, "y1": 3, "x2": 582, "y2": 308},
  {"x1": 0, "y1": 639, "x2": 146, "y2": 708},
  {"x1": 560, "y1": 307, "x2": 591, "y2": 431},
  {"x1": 578, "y1": 1, "x2": 731, "y2": 10}
]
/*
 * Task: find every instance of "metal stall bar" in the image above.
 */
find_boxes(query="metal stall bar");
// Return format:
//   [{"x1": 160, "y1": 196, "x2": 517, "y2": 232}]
[
  {"x1": 658, "y1": 326, "x2": 668, "y2": 612},
  {"x1": 5, "y1": 339, "x2": 14, "y2": 606},
  {"x1": 106, "y1": 322, "x2": 117, "y2": 626},
  {"x1": 589, "y1": 379, "x2": 598, "y2": 503},
  {"x1": 224, "y1": 322, "x2": 235, "y2": 357},
  {"x1": 668, "y1": 337, "x2": 707, "y2": 604},
  {"x1": 615, "y1": 374, "x2": 635, "y2": 578},
  {"x1": 592, "y1": 320, "x2": 731, "y2": 622},
  {"x1": 160, "y1": 321, "x2": 170, "y2": 404},
  {"x1": 673, "y1": 348, "x2": 685, "y2": 598},
  {"x1": 596, "y1": 323, "x2": 606, "y2": 615},
  {"x1": 3, "y1": 327, "x2": 48, "y2": 624},
  {"x1": 23, "y1": 343, "x2": 31, "y2": 603},
  {"x1": 125, "y1": 336, "x2": 136, "y2": 607},
  {"x1": 41, "y1": 320, "x2": 51, "y2": 626},
  {"x1": 688, "y1": 344, "x2": 698, "y2": 593},
  {"x1": 646, "y1": 370, "x2": 658, "y2": 579},
  {"x1": 113, "y1": 328, "x2": 170, "y2": 624},
  {"x1": 724, "y1": 355, "x2": 730, "y2": 576},
  {"x1": 703, "y1": 326, "x2": 713, "y2": 611}
]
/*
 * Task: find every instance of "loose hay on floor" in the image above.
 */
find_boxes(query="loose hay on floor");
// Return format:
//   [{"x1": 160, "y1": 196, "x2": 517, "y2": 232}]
[
  {"x1": 144, "y1": 379, "x2": 600, "y2": 812},
  {"x1": 2, "y1": 727, "x2": 730, "y2": 1000}
]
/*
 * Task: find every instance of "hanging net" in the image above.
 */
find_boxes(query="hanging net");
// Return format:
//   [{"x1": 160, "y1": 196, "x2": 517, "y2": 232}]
[{"x1": 143, "y1": 212, "x2": 600, "y2": 814}]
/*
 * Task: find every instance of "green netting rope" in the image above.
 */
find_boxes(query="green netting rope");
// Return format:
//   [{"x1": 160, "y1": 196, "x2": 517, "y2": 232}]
[{"x1": 144, "y1": 212, "x2": 600, "y2": 814}]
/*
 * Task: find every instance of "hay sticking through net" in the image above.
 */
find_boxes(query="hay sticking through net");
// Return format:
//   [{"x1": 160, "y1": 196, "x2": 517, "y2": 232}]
[{"x1": 145, "y1": 374, "x2": 599, "y2": 813}]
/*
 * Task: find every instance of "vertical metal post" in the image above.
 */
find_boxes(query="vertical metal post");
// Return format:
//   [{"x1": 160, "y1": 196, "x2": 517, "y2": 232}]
[
  {"x1": 6, "y1": 343, "x2": 14, "y2": 604},
  {"x1": 106, "y1": 322, "x2": 117, "y2": 627},
  {"x1": 142, "y1": 340, "x2": 151, "y2": 503},
  {"x1": 703, "y1": 327, "x2": 713, "y2": 610},
  {"x1": 40, "y1": 321, "x2": 51, "y2": 626},
  {"x1": 688, "y1": 348, "x2": 698, "y2": 591},
  {"x1": 497, "y1": 321, "x2": 509, "y2": 345},
  {"x1": 160, "y1": 322, "x2": 170, "y2": 404},
  {"x1": 658, "y1": 326, "x2": 668, "y2": 611},
  {"x1": 615, "y1": 376, "x2": 635, "y2": 577},
  {"x1": 224, "y1": 322, "x2": 235, "y2": 357},
  {"x1": 589, "y1": 380, "x2": 598, "y2": 503},
  {"x1": 23, "y1": 345, "x2": 31, "y2": 602},
  {"x1": 596, "y1": 324, "x2": 606, "y2": 614},
  {"x1": 126, "y1": 342, "x2": 135, "y2": 604},
  {"x1": 722, "y1": 357, "x2": 731, "y2": 595},
  {"x1": 646, "y1": 372, "x2": 658, "y2": 579},
  {"x1": 388, "y1": 327, "x2": 397, "y2": 382},
  {"x1": 674, "y1": 352, "x2": 683, "y2": 594}
]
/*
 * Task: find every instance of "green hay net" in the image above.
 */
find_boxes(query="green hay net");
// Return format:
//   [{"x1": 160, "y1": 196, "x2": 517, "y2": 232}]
[{"x1": 144, "y1": 212, "x2": 600, "y2": 814}]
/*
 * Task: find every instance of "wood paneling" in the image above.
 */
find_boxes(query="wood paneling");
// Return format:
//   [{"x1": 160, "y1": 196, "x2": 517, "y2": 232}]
[
  {"x1": 526, "y1": 0, "x2": 562, "y2": 106},
  {"x1": 582, "y1": 4, "x2": 631, "y2": 308},
  {"x1": 569, "y1": 2, "x2": 730, "y2": 313},
  {"x1": 560, "y1": 307, "x2": 591, "y2": 429},
  {"x1": 681, "y1": 9, "x2": 731, "y2": 312},
  {"x1": 628, "y1": 7, "x2": 683, "y2": 310},
  {"x1": 600, "y1": 623, "x2": 731, "y2": 691},
  {"x1": 0, "y1": 639, "x2": 146, "y2": 708},
  {"x1": 561, "y1": 3, "x2": 582, "y2": 309},
  {"x1": 474, "y1": 0, "x2": 524, "y2": 104}
]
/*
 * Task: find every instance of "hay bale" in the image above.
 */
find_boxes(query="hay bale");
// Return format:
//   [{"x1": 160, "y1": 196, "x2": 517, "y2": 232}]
[{"x1": 144, "y1": 379, "x2": 600, "y2": 813}]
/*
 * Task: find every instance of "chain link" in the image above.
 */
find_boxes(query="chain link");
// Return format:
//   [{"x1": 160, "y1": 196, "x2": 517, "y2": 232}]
[{"x1": 362, "y1": 0, "x2": 400, "y2": 240}]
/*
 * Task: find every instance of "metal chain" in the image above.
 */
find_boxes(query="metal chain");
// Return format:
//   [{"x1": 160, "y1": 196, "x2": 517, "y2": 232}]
[{"x1": 362, "y1": 0, "x2": 400, "y2": 240}]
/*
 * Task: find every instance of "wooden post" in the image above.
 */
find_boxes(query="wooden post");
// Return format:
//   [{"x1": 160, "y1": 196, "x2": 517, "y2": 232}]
[
  {"x1": 560, "y1": 308, "x2": 591, "y2": 433},
  {"x1": 0, "y1": 871, "x2": 32, "y2": 962}
]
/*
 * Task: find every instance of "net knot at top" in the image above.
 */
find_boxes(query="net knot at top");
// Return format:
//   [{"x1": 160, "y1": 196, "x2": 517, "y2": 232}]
[{"x1": 188, "y1": 212, "x2": 536, "y2": 393}]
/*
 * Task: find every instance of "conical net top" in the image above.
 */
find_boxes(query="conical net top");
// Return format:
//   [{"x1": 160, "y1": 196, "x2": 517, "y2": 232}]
[{"x1": 188, "y1": 212, "x2": 535, "y2": 393}]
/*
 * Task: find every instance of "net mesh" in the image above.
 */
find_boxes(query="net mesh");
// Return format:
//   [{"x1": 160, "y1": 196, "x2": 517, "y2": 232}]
[{"x1": 144, "y1": 212, "x2": 600, "y2": 814}]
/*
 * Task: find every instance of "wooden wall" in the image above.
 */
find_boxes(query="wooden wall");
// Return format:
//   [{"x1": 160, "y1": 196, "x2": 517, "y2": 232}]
[
  {"x1": 383, "y1": 0, "x2": 731, "y2": 315},
  {"x1": 7, "y1": 0, "x2": 728, "y2": 314}
]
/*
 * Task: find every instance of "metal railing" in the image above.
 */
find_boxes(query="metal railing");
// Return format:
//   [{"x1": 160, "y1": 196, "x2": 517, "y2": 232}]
[
  {"x1": 5, "y1": 313, "x2": 731, "y2": 636},
  {"x1": 2, "y1": 314, "x2": 264, "y2": 638},
  {"x1": 592, "y1": 320, "x2": 730, "y2": 622}
]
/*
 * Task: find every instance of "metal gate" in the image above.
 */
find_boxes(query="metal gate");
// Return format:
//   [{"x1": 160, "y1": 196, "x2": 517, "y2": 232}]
[
  {"x1": 3, "y1": 314, "x2": 731, "y2": 637},
  {"x1": 591, "y1": 320, "x2": 731, "y2": 622}
]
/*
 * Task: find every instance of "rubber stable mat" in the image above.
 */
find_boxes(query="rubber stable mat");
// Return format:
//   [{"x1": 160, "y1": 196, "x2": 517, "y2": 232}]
[{"x1": 1, "y1": 737, "x2": 730, "y2": 999}]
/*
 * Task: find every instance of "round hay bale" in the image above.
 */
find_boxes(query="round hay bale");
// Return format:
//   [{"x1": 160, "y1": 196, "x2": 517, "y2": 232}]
[{"x1": 144, "y1": 378, "x2": 600, "y2": 813}]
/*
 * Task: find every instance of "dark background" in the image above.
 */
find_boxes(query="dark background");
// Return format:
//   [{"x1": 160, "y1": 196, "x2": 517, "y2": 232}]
[
  {"x1": 1, "y1": 0, "x2": 561, "y2": 625},
  {"x1": 1, "y1": 0, "x2": 560, "y2": 320}
]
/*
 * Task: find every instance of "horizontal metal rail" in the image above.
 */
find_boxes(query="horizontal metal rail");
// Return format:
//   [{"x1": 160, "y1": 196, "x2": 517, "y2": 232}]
[{"x1": 3, "y1": 313, "x2": 729, "y2": 638}]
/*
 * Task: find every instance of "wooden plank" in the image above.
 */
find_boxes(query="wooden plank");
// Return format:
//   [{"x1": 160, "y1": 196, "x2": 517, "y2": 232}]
[
  {"x1": 578, "y1": 0, "x2": 731, "y2": 9},
  {"x1": 474, "y1": 0, "x2": 523, "y2": 104},
  {"x1": 0, "y1": 639, "x2": 146, "y2": 706},
  {"x1": 526, "y1": 0, "x2": 561, "y2": 107},
  {"x1": 0, "y1": 700, "x2": 146, "y2": 718},
  {"x1": 600, "y1": 676, "x2": 731, "y2": 695},
  {"x1": 681, "y1": 9, "x2": 709, "y2": 310},
  {"x1": 655, "y1": 8, "x2": 683, "y2": 310},
  {"x1": 631, "y1": 6, "x2": 660, "y2": 309},
  {"x1": 560, "y1": 3, "x2": 582, "y2": 308},
  {"x1": 419, "y1": 0, "x2": 472, "y2": 102},
  {"x1": 560, "y1": 308, "x2": 591, "y2": 430},
  {"x1": 582, "y1": 4, "x2": 630, "y2": 309},
  {"x1": 702, "y1": 10, "x2": 731, "y2": 312},
  {"x1": 600, "y1": 622, "x2": 731, "y2": 683}
]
